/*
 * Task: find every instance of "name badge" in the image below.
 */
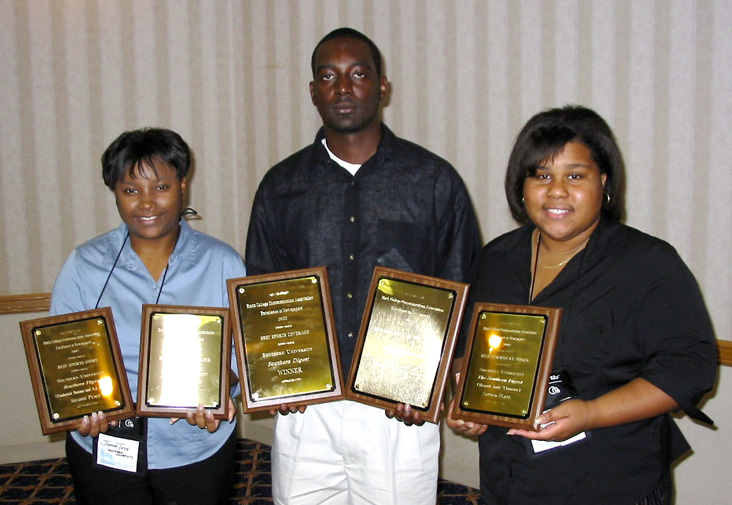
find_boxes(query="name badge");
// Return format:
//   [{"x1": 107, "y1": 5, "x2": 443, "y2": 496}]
[
  {"x1": 96, "y1": 432, "x2": 140, "y2": 472},
  {"x1": 530, "y1": 429, "x2": 587, "y2": 454}
]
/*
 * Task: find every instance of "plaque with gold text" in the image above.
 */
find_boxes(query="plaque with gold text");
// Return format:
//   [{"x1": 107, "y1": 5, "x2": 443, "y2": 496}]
[
  {"x1": 137, "y1": 305, "x2": 231, "y2": 419},
  {"x1": 345, "y1": 267, "x2": 469, "y2": 424},
  {"x1": 19, "y1": 308, "x2": 134, "y2": 435},
  {"x1": 452, "y1": 303, "x2": 562, "y2": 431},
  {"x1": 228, "y1": 267, "x2": 344, "y2": 412}
]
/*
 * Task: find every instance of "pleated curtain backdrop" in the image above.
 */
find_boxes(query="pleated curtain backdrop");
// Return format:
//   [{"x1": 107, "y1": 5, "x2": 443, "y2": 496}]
[{"x1": 1, "y1": 0, "x2": 731, "y2": 342}]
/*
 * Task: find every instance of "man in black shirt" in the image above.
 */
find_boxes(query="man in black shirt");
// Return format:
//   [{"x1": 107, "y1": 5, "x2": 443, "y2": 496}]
[{"x1": 245, "y1": 27, "x2": 481, "y2": 505}]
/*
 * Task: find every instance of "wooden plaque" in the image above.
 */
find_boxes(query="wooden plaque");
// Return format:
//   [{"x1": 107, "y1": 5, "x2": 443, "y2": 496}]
[
  {"x1": 345, "y1": 267, "x2": 469, "y2": 424},
  {"x1": 228, "y1": 267, "x2": 345, "y2": 412},
  {"x1": 19, "y1": 308, "x2": 134, "y2": 435},
  {"x1": 452, "y1": 303, "x2": 562, "y2": 431},
  {"x1": 137, "y1": 304, "x2": 231, "y2": 419}
]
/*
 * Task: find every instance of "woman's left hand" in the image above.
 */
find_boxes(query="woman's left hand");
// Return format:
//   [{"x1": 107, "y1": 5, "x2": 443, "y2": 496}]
[
  {"x1": 507, "y1": 399, "x2": 594, "y2": 442},
  {"x1": 172, "y1": 399, "x2": 237, "y2": 433},
  {"x1": 508, "y1": 377, "x2": 679, "y2": 441}
]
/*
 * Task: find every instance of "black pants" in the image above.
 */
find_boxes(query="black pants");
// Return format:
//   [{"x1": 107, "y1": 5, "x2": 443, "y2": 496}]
[{"x1": 66, "y1": 429, "x2": 237, "y2": 505}]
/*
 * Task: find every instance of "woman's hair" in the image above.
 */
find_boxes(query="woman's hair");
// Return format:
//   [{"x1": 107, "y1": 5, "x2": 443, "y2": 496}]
[
  {"x1": 101, "y1": 127, "x2": 191, "y2": 189},
  {"x1": 504, "y1": 105, "x2": 626, "y2": 223}
]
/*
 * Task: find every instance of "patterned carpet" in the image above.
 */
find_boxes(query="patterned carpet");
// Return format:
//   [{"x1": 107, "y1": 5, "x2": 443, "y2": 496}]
[{"x1": 0, "y1": 439, "x2": 480, "y2": 504}]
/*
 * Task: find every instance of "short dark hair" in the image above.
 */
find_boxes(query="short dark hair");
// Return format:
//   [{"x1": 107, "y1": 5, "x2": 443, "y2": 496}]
[
  {"x1": 311, "y1": 27, "x2": 382, "y2": 79},
  {"x1": 101, "y1": 127, "x2": 191, "y2": 189},
  {"x1": 505, "y1": 105, "x2": 626, "y2": 223}
]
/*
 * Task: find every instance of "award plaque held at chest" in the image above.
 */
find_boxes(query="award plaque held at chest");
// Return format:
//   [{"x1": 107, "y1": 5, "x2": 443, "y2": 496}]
[
  {"x1": 19, "y1": 308, "x2": 134, "y2": 435},
  {"x1": 452, "y1": 303, "x2": 562, "y2": 431},
  {"x1": 228, "y1": 267, "x2": 345, "y2": 412},
  {"x1": 137, "y1": 304, "x2": 231, "y2": 419},
  {"x1": 345, "y1": 267, "x2": 469, "y2": 424}
]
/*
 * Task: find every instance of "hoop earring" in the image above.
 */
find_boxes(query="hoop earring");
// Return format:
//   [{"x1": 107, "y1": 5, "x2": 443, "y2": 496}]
[{"x1": 604, "y1": 192, "x2": 611, "y2": 205}]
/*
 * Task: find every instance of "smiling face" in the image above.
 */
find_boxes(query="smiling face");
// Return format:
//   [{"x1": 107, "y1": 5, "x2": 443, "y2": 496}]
[
  {"x1": 113, "y1": 160, "x2": 186, "y2": 249},
  {"x1": 309, "y1": 36, "x2": 387, "y2": 136},
  {"x1": 523, "y1": 142, "x2": 607, "y2": 250}
]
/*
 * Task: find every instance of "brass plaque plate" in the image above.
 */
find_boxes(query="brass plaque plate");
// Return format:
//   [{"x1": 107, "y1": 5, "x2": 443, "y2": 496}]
[
  {"x1": 452, "y1": 303, "x2": 562, "y2": 431},
  {"x1": 345, "y1": 267, "x2": 469, "y2": 424},
  {"x1": 137, "y1": 305, "x2": 231, "y2": 419},
  {"x1": 19, "y1": 308, "x2": 134, "y2": 435},
  {"x1": 228, "y1": 267, "x2": 344, "y2": 412}
]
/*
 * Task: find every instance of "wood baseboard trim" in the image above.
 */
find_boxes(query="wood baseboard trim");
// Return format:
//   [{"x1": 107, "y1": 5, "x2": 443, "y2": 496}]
[
  {"x1": 718, "y1": 340, "x2": 732, "y2": 368},
  {"x1": 0, "y1": 293, "x2": 51, "y2": 315}
]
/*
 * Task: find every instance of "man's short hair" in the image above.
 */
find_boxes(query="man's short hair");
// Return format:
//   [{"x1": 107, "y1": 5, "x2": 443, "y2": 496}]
[{"x1": 311, "y1": 27, "x2": 383, "y2": 79}]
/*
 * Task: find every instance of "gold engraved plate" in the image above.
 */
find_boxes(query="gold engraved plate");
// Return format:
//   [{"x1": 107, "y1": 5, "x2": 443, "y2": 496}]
[
  {"x1": 145, "y1": 313, "x2": 223, "y2": 408},
  {"x1": 353, "y1": 278, "x2": 455, "y2": 408},
  {"x1": 137, "y1": 305, "x2": 231, "y2": 419},
  {"x1": 238, "y1": 276, "x2": 335, "y2": 401},
  {"x1": 20, "y1": 308, "x2": 135, "y2": 434},
  {"x1": 460, "y1": 311, "x2": 546, "y2": 417},
  {"x1": 345, "y1": 267, "x2": 469, "y2": 424},
  {"x1": 452, "y1": 303, "x2": 562, "y2": 431},
  {"x1": 34, "y1": 317, "x2": 125, "y2": 420}
]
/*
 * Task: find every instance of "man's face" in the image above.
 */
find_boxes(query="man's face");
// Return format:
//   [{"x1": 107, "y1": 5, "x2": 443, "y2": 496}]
[{"x1": 310, "y1": 37, "x2": 387, "y2": 134}]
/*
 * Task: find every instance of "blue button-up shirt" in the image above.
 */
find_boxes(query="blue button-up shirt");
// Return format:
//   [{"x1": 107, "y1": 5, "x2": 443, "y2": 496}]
[{"x1": 51, "y1": 220, "x2": 246, "y2": 469}]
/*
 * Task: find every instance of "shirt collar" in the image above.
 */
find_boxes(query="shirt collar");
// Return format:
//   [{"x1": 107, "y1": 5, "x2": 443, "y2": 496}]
[
  {"x1": 104, "y1": 220, "x2": 198, "y2": 267},
  {"x1": 313, "y1": 123, "x2": 397, "y2": 168},
  {"x1": 172, "y1": 220, "x2": 198, "y2": 264}
]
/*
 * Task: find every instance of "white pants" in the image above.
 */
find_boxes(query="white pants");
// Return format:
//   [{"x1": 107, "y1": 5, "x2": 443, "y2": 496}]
[{"x1": 271, "y1": 400, "x2": 440, "y2": 505}]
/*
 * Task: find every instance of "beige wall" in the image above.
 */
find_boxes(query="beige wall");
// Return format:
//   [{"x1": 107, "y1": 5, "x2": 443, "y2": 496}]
[
  {"x1": 0, "y1": 1, "x2": 730, "y2": 502},
  {"x1": 0, "y1": 311, "x2": 68, "y2": 462}
]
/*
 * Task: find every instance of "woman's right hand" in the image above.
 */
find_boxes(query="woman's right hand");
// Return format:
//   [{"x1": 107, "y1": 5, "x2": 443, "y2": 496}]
[
  {"x1": 445, "y1": 398, "x2": 488, "y2": 436},
  {"x1": 77, "y1": 411, "x2": 118, "y2": 437}
]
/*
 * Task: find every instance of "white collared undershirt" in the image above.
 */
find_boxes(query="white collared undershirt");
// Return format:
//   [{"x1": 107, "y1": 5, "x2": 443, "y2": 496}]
[{"x1": 322, "y1": 138, "x2": 362, "y2": 176}]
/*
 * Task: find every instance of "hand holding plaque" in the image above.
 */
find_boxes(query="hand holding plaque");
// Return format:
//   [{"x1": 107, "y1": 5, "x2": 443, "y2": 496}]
[
  {"x1": 228, "y1": 267, "x2": 345, "y2": 412},
  {"x1": 345, "y1": 267, "x2": 469, "y2": 424},
  {"x1": 19, "y1": 308, "x2": 134, "y2": 435},
  {"x1": 451, "y1": 303, "x2": 562, "y2": 431}
]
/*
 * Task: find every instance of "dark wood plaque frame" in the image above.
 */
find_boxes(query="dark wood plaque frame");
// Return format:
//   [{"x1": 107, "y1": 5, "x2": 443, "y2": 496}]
[
  {"x1": 345, "y1": 267, "x2": 469, "y2": 424},
  {"x1": 452, "y1": 303, "x2": 562, "y2": 431},
  {"x1": 227, "y1": 267, "x2": 345, "y2": 413},
  {"x1": 19, "y1": 308, "x2": 135, "y2": 435},
  {"x1": 137, "y1": 304, "x2": 231, "y2": 419}
]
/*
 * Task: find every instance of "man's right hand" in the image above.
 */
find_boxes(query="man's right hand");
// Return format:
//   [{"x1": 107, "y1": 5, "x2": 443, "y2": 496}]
[{"x1": 270, "y1": 404, "x2": 307, "y2": 416}]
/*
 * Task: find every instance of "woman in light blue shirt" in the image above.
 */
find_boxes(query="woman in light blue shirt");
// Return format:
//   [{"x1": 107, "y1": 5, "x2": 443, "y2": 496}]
[{"x1": 50, "y1": 127, "x2": 246, "y2": 504}]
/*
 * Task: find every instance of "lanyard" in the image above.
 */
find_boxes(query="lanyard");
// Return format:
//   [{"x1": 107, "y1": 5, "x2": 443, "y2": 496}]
[{"x1": 94, "y1": 232, "x2": 171, "y2": 308}]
